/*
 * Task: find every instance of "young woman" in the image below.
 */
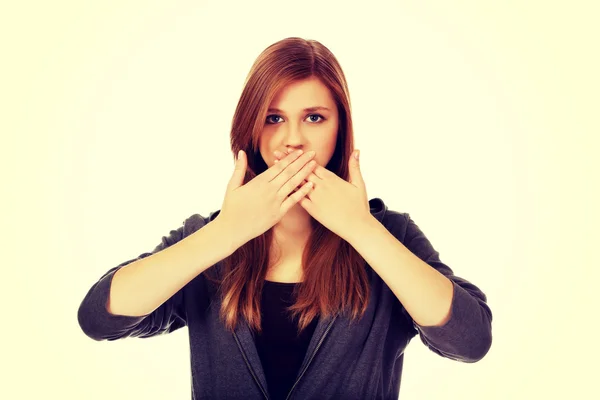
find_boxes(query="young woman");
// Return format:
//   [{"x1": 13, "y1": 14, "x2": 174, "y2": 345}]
[{"x1": 78, "y1": 37, "x2": 493, "y2": 400}]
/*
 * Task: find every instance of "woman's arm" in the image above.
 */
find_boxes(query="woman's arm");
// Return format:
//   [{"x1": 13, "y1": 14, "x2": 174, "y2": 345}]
[
  {"x1": 107, "y1": 217, "x2": 237, "y2": 317},
  {"x1": 77, "y1": 215, "x2": 241, "y2": 340}
]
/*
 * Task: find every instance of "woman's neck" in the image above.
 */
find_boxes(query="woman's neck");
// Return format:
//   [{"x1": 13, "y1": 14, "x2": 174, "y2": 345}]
[{"x1": 271, "y1": 204, "x2": 312, "y2": 257}]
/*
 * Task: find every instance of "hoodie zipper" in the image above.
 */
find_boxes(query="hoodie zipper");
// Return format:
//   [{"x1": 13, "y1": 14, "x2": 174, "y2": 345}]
[
  {"x1": 233, "y1": 331, "x2": 270, "y2": 400},
  {"x1": 284, "y1": 315, "x2": 337, "y2": 400}
]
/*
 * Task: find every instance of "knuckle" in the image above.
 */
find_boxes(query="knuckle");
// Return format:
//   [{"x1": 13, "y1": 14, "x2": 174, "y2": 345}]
[{"x1": 284, "y1": 168, "x2": 295, "y2": 180}]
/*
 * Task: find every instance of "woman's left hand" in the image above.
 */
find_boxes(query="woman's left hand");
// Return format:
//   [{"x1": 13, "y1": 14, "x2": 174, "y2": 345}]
[{"x1": 273, "y1": 149, "x2": 371, "y2": 240}]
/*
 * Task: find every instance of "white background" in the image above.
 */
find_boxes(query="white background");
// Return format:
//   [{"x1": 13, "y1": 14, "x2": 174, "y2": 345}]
[{"x1": 2, "y1": 0, "x2": 598, "y2": 399}]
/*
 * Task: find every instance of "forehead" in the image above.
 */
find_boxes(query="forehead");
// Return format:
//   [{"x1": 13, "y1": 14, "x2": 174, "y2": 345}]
[{"x1": 269, "y1": 77, "x2": 335, "y2": 110}]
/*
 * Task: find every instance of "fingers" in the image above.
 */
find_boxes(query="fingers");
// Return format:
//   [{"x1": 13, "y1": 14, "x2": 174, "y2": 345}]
[
  {"x1": 281, "y1": 180, "x2": 314, "y2": 213},
  {"x1": 282, "y1": 158, "x2": 316, "y2": 195},
  {"x1": 269, "y1": 150, "x2": 315, "y2": 186},
  {"x1": 261, "y1": 149, "x2": 303, "y2": 183},
  {"x1": 274, "y1": 150, "x2": 312, "y2": 186},
  {"x1": 274, "y1": 148, "x2": 294, "y2": 159}
]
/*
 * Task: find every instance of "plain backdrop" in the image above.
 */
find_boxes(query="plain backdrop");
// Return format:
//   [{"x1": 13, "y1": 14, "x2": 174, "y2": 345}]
[{"x1": 2, "y1": 0, "x2": 598, "y2": 399}]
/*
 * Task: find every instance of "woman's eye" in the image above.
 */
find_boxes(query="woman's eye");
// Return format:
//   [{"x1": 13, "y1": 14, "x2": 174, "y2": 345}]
[
  {"x1": 265, "y1": 114, "x2": 325, "y2": 124},
  {"x1": 266, "y1": 115, "x2": 283, "y2": 124}
]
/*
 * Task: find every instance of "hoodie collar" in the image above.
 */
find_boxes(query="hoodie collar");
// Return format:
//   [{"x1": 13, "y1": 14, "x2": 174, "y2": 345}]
[{"x1": 368, "y1": 197, "x2": 387, "y2": 223}]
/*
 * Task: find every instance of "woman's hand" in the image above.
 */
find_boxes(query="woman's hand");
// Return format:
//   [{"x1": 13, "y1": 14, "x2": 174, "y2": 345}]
[
  {"x1": 216, "y1": 149, "x2": 318, "y2": 245},
  {"x1": 273, "y1": 149, "x2": 370, "y2": 241}
]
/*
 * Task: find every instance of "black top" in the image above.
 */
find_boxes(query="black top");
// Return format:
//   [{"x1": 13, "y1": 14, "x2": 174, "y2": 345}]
[{"x1": 254, "y1": 280, "x2": 319, "y2": 400}]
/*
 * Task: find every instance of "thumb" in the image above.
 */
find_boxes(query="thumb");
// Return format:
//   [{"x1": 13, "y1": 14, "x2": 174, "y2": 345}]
[
  {"x1": 349, "y1": 150, "x2": 364, "y2": 186},
  {"x1": 228, "y1": 150, "x2": 246, "y2": 190}
]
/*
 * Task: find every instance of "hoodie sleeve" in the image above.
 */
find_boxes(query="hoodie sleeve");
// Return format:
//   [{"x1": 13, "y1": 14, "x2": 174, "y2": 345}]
[
  {"x1": 399, "y1": 213, "x2": 493, "y2": 363},
  {"x1": 77, "y1": 220, "x2": 190, "y2": 341}
]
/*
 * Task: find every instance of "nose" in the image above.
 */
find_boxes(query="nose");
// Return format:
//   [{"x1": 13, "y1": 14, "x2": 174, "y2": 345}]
[{"x1": 283, "y1": 122, "x2": 305, "y2": 150}]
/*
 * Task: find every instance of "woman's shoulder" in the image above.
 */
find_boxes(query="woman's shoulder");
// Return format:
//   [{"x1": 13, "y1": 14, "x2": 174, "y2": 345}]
[
  {"x1": 368, "y1": 197, "x2": 408, "y2": 226},
  {"x1": 180, "y1": 210, "x2": 224, "y2": 239}
]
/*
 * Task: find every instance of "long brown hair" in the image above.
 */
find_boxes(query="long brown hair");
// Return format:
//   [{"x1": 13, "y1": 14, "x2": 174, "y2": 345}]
[{"x1": 204, "y1": 37, "x2": 370, "y2": 336}]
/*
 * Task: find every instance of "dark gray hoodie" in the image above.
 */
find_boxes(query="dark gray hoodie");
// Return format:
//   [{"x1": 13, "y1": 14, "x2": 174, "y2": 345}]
[{"x1": 77, "y1": 197, "x2": 493, "y2": 399}]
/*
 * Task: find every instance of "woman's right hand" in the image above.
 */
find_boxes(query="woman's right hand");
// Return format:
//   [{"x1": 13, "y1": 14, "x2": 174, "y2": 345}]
[{"x1": 216, "y1": 149, "x2": 317, "y2": 245}]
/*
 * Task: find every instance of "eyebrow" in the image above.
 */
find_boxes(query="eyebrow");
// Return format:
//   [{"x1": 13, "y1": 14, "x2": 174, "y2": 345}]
[{"x1": 267, "y1": 106, "x2": 331, "y2": 113}]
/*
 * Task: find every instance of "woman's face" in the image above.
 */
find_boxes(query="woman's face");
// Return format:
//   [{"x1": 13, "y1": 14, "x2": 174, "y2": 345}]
[{"x1": 259, "y1": 77, "x2": 339, "y2": 171}]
